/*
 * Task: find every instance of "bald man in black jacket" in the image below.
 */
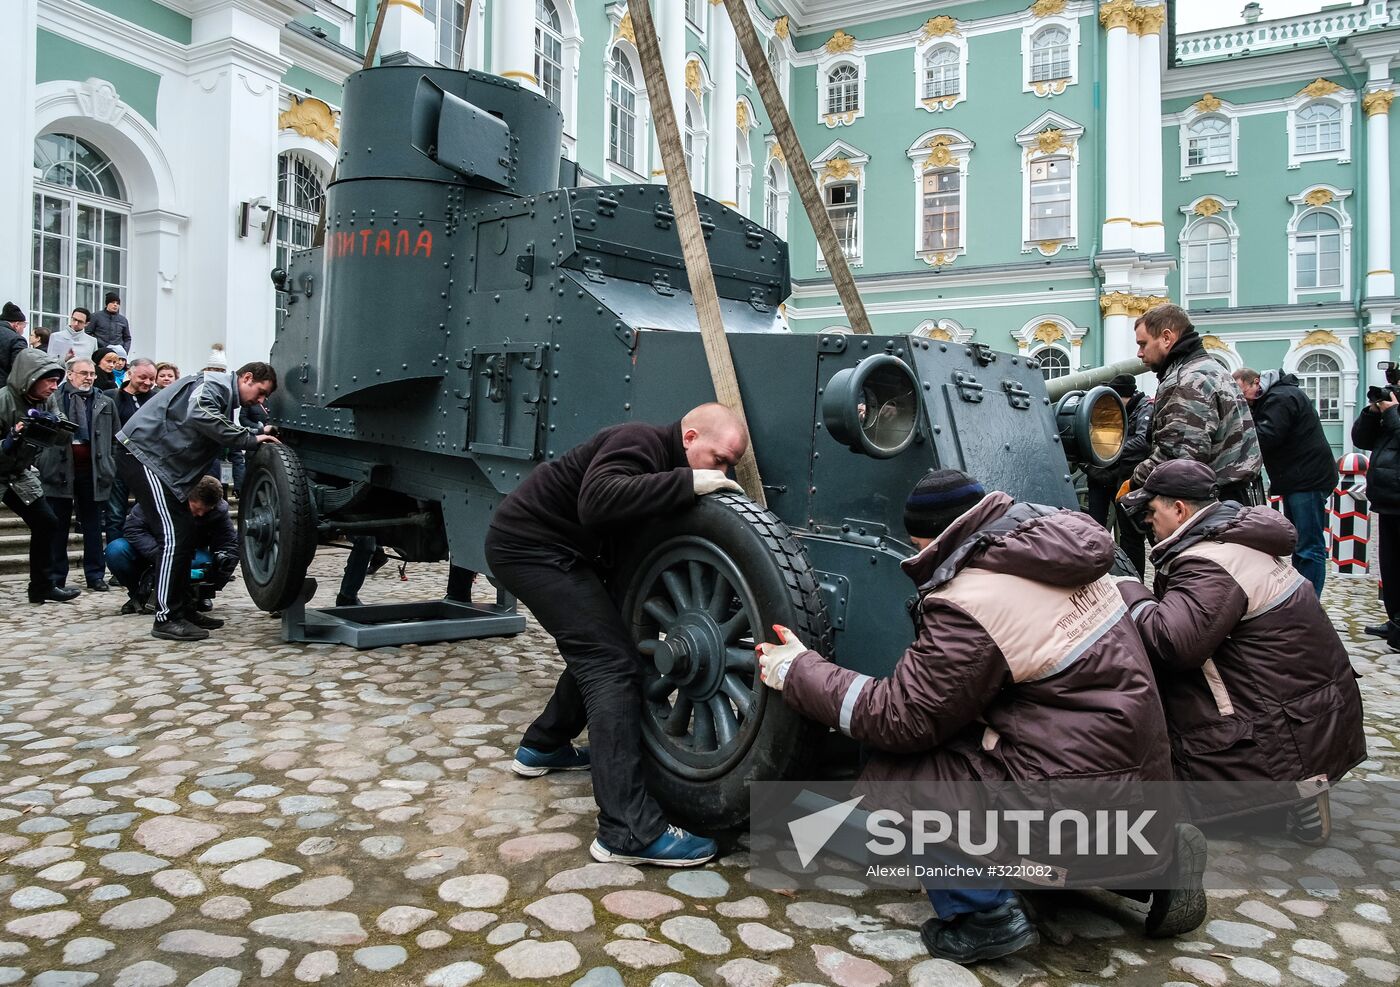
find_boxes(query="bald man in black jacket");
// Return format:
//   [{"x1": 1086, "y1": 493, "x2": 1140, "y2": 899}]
[{"x1": 487, "y1": 403, "x2": 748, "y2": 868}]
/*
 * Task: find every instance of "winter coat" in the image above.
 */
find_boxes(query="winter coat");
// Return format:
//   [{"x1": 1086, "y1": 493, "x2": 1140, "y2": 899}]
[
  {"x1": 1250, "y1": 371, "x2": 1339, "y2": 495},
  {"x1": 38, "y1": 383, "x2": 117, "y2": 501},
  {"x1": 0, "y1": 325, "x2": 27, "y2": 389},
  {"x1": 46, "y1": 329, "x2": 98, "y2": 365},
  {"x1": 111, "y1": 386, "x2": 155, "y2": 427},
  {"x1": 118, "y1": 370, "x2": 262, "y2": 500},
  {"x1": 0, "y1": 349, "x2": 66, "y2": 504},
  {"x1": 123, "y1": 501, "x2": 237, "y2": 563},
  {"x1": 1085, "y1": 392, "x2": 1153, "y2": 487},
  {"x1": 1131, "y1": 331, "x2": 1263, "y2": 489},
  {"x1": 89, "y1": 309, "x2": 131, "y2": 351},
  {"x1": 1352, "y1": 405, "x2": 1400, "y2": 514},
  {"x1": 783, "y1": 493, "x2": 1175, "y2": 885},
  {"x1": 1118, "y1": 502, "x2": 1366, "y2": 823}
]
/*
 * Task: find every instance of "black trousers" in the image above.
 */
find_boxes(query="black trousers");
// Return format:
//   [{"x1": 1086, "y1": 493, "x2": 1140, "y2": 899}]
[
  {"x1": 3, "y1": 489, "x2": 61, "y2": 596},
  {"x1": 1085, "y1": 482, "x2": 1146, "y2": 576},
  {"x1": 486, "y1": 527, "x2": 667, "y2": 853},
  {"x1": 1378, "y1": 513, "x2": 1400, "y2": 621},
  {"x1": 117, "y1": 446, "x2": 195, "y2": 622},
  {"x1": 48, "y1": 468, "x2": 106, "y2": 587}
]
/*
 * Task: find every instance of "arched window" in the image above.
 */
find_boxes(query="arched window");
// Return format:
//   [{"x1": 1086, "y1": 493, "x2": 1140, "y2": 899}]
[
  {"x1": 608, "y1": 48, "x2": 639, "y2": 173},
  {"x1": 423, "y1": 0, "x2": 467, "y2": 67},
  {"x1": 1185, "y1": 219, "x2": 1231, "y2": 295},
  {"x1": 826, "y1": 179, "x2": 859, "y2": 259},
  {"x1": 31, "y1": 133, "x2": 129, "y2": 333},
  {"x1": 1029, "y1": 27, "x2": 1070, "y2": 83},
  {"x1": 534, "y1": 0, "x2": 564, "y2": 109},
  {"x1": 1297, "y1": 352, "x2": 1341, "y2": 421},
  {"x1": 684, "y1": 102, "x2": 696, "y2": 180},
  {"x1": 765, "y1": 162, "x2": 781, "y2": 231},
  {"x1": 1295, "y1": 211, "x2": 1341, "y2": 289},
  {"x1": 922, "y1": 46, "x2": 959, "y2": 100},
  {"x1": 826, "y1": 64, "x2": 860, "y2": 116},
  {"x1": 276, "y1": 153, "x2": 325, "y2": 274},
  {"x1": 1186, "y1": 116, "x2": 1231, "y2": 167},
  {"x1": 1032, "y1": 346, "x2": 1070, "y2": 380},
  {"x1": 921, "y1": 168, "x2": 960, "y2": 252},
  {"x1": 1294, "y1": 102, "x2": 1341, "y2": 155}
]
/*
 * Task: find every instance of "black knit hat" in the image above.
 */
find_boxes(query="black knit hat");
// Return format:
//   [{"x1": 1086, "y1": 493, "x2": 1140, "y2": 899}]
[
  {"x1": 1108, "y1": 373, "x2": 1138, "y2": 398},
  {"x1": 1, "y1": 302, "x2": 26, "y2": 324},
  {"x1": 904, "y1": 468, "x2": 987, "y2": 539},
  {"x1": 104, "y1": 291, "x2": 121, "y2": 305}
]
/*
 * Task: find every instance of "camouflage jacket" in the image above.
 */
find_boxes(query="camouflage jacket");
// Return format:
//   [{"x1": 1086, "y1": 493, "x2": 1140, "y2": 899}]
[{"x1": 1131, "y1": 335, "x2": 1262, "y2": 488}]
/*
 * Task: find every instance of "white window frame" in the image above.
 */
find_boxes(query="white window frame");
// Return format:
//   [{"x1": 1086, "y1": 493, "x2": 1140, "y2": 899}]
[
  {"x1": 810, "y1": 141, "x2": 869, "y2": 269},
  {"x1": 1178, "y1": 196, "x2": 1240, "y2": 308},
  {"x1": 1030, "y1": 344, "x2": 1072, "y2": 380},
  {"x1": 603, "y1": 41, "x2": 649, "y2": 183},
  {"x1": 275, "y1": 151, "x2": 327, "y2": 275},
  {"x1": 767, "y1": 37, "x2": 790, "y2": 107},
  {"x1": 423, "y1": 0, "x2": 467, "y2": 69},
  {"x1": 906, "y1": 129, "x2": 973, "y2": 266},
  {"x1": 1021, "y1": 16, "x2": 1079, "y2": 97},
  {"x1": 532, "y1": 0, "x2": 582, "y2": 153},
  {"x1": 763, "y1": 147, "x2": 790, "y2": 240},
  {"x1": 1178, "y1": 105, "x2": 1239, "y2": 180},
  {"x1": 1286, "y1": 185, "x2": 1352, "y2": 303},
  {"x1": 914, "y1": 36, "x2": 967, "y2": 113},
  {"x1": 1012, "y1": 315, "x2": 1087, "y2": 371},
  {"x1": 737, "y1": 123, "x2": 753, "y2": 218},
  {"x1": 1283, "y1": 332, "x2": 1358, "y2": 435},
  {"x1": 913, "y1": 318, "x2": 974, "y2": 344},
  {"x1": 1296, "y1": 352, "x2": 1344, "y2": 422},
  {"x1": 817, "y1": 54, "x2": 865, "y2": 128},
  {"x1": 683, "y1": 89, "x2": 709, "y2": 194},
  {"x1": 685, "y1": 0, "x2": 706, "y2": 38},
  {"x1": 1286, "y1": 94, "x2": 1353, "y2": 169},
  {"x1": 1016, "y1": 112, "x2": 1083, "y2": 255}
]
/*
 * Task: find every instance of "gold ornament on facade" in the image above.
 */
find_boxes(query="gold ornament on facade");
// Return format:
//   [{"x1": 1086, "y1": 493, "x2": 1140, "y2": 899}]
[
  {"x1": 1031, "y1": 0, "x2": 1067, "y2": 17},
  {"x1": 1201, "y1": 334, "x2": 1229, "y2": 352},
  {"x1": 1034, "y1": 129, "x2": 1067, "y2": 155},
  {"x1": 821, "y1": 157, "x2": 856, "y2": 181},
  {"x1": 1034, "y1": 322, "x2": 1065, "y2": 345},
  {"x1": 823, "y1": 111, "x2": 857, "y2": 127},
  {"x1": 1098, "y1": 0, "x2": 1137, "y2": 31},
  {"x1": 279, "y1": 96, "x2": 339, "y2": 146},
  {"x1": 1303, "y1": 188, "x2": 1335, "y2": 207},
  {"x1": 1129, "y1": 5, "x2": 1166, "y2": 36},
  {"x1": 1032, "y1": 79, "x2": 1069, "y2": 97},
  {"x1": 922, "y1": 96, "x2": 958, "y2": 110},
  {"x1": 736, "y1": 100, "x2": 749, "y2": 131},
  {"x1": 1363, "y1": 89, "x2": 1395, "y2": 117},
  {"x1": 924, "y1": 252, "x2": 955, "y2": 269},
  {"x1": 825, "y1": 30, "x2": 856, "y2": 54},
  {"x1": 1298, "y1": 330, "x2": 1343, "y2": 348},
  {"x1": 1193, "y1": 93, "x2": 1222, "y2": 113},
  {"x1": 1193, "y1": 197, "x2": 1223, "y2": 217},
  {"x1": 1125, "y1": 295, "x2": 1171, "y2": 316},
  {"x1": 773, "y1": 16, "x2": 789, "y2": 39},
  {"x1": 1364, "y1": 331, "x2": 1397, "y2": 349},
  {"x1": 1298, "y1": 78, "x2": 1343, "y2": 99},
  {"x1": 616, "y1": 12, "x2": 635, "y2": 45},
  {"x1": 1099, "y1": 292, "x2": 1133, "y2": 317},
  {"x1": 769, "y1": 142, "x2": 785, "y2": 162},
  {"x1": 921, "y1": 135, "x2": 956, "y2": 169},
  {"x1": 1037, "y1": 241, "x2": 1064, "y2": 256},
  {"x1": 925, "y1": 326, "x2": 954, "y2": 341},
  {"x1": 921, "y1": 16, "x2": 960, "y2": 39},
  {"x1": 685, "y1": 60, "x2": 702, "y2": 97}
]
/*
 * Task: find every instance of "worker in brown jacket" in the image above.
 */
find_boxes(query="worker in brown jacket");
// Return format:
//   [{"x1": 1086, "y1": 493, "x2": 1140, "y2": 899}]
[
  {"x1": 1119, "y1": 460, "x2": 1366, "y2": 844},
  {"x1": 757, "y1": 469, "x2": 1206, "y2": 965}
]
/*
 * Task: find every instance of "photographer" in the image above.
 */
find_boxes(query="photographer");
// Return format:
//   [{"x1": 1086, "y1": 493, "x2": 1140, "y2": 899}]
[
  {"x1": 1352, "y1": 365, "x2": 1400, "y2": 647},
  {"x1": 0, "y1": 348, "x2": 79, "y2": 603}
]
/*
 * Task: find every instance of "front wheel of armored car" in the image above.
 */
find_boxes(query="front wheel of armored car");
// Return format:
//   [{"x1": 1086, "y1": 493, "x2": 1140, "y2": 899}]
[
  {"x1": 239, "y1": 443, "x2": 318, "y2": 612},
  {"x1": 615, "y1": 493, "x2": 833, "y2": 831}
]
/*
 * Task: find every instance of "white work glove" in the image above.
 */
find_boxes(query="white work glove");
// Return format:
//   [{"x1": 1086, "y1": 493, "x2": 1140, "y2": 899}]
[
  {"x1": 693, "y1": 469, "x2": 743, "y2": 496},
  {"x1": 756, "y1": 624, "x2": 807, "y2": 691}
]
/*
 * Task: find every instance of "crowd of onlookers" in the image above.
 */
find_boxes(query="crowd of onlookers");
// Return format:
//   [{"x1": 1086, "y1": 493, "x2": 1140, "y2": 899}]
[{"x1": 0, "y1": 298, "x2": 245, "y2": 626}]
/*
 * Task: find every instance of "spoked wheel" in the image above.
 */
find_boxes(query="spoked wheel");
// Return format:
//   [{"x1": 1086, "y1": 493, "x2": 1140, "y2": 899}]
[
  {"x1": 616, "y1": 493, "x2": 832, "y2": 830},
  {"x1": 239, "y1": 443, "x2": 318, "y2": 611}
]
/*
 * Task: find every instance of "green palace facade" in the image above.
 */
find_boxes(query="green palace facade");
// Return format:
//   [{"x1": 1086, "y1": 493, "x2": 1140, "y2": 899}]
[{"x1": 7, "y1": 0, "x2": 1400, "y2": 451}]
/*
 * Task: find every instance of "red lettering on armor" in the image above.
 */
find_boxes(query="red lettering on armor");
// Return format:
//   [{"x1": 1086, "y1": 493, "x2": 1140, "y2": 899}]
[
  {"x1": 375, "y1": 229, "x2": 392, "y2": 255},
  {"x1": 395, "y1": 229, "x2": 410, "y2": 256},
  {"x1": 414, "y1": 230, "x2": 433, "y2": 257},
  {"x1": 359, "y1": 229, "x2": 373, "y2": 252},
  {"x1": 325, "y1": 227, "x2": 435, "y2": 260}
]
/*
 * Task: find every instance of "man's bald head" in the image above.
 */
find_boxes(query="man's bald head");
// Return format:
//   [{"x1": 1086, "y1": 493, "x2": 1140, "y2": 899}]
[{"x1": 681, "y1": 403, "x2": 749, "y2": 472}]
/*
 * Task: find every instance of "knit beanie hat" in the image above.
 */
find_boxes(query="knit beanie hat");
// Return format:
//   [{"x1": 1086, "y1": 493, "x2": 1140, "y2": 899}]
[
  {"x1": 104, "y1": 291, "x2": 121, "y2": 305},
  {"x1": 904, "y1": 468, "x2": 987, "y2": 539},
  {"x1": 1, "y1": 302, "x2": 26, "y2": 324},
  {"x1": 1108, "y1": 373, "x2": 1138, "y2": 398}
]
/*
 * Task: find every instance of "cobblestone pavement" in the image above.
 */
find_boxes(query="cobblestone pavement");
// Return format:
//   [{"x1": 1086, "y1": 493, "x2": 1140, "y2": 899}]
[{"x1": 0, "y1": 552, "x2": 1397, "y2": 987}]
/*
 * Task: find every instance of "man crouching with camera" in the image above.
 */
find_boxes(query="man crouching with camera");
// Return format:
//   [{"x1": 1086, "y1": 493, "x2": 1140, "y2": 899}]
[
  {"x1": 0, "y1": 348, "x2": 80, "y2": 604},
  {"x1": 1353, "y1": 362, "x2": 1400, "y2": 647}
]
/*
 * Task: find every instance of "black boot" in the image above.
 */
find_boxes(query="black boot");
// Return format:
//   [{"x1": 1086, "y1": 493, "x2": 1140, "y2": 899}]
[
  {"x1": 1145, "y1": 823, "x2": 1208, "y2": 938},
  {"x1": 1365, "y1": 619, "x2": 1395, "y2": 638},
  {"x1": 186, "y1": 609, "x2": 224, "y2": 630},
  {"x1": 152, "y1": 617, "x2": 210, "y2": 642},
  {"x1": 29, "y1": 585, "x2": 80, "y2": 604},
  {"x1": 920, "y1": 898, "x2": 1040, "y2": 964}
]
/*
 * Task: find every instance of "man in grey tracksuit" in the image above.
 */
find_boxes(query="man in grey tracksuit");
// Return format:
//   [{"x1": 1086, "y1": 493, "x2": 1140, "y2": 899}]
[{"x1": 116, "y1": 361, "x2": 280, "y2": 640}]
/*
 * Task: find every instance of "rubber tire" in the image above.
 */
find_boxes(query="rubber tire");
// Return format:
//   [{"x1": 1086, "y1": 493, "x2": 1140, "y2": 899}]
[
  {"x1": 239, "y1": 443, "x2": 318, "y2": 612},
  {"x1": 613, "y1": 492, "x2": 834, "y2": 831}
]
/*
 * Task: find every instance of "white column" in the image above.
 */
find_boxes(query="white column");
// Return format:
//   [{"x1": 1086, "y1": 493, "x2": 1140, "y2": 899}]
[
  {"x1": 650, "y1": 0, "x2": 687, "y2": 182},
  {"x1": 1365, "y1": 85, "x2": 1394, "y2": 298},
  {"x1": 496, "y1": 0, "x2": 539, "y2": 91},
  {"x1": 1, "y1": 0, "x2": 38, "y2": 300},
  {"x1": 1132, "y1": 5, "x2": 1165, "y2": 255},
  {"x1": 180, "y1": 5, "x2": 291, "y2": 371},
  {"x1": 380, "y1": 0, "x2": 437, "y2": 63},
  {"x1": 709, "y1": 6, "x2": 738, "y2": 207},
  {"x1": 1100, "y1": 3, "x2": 1134, "y2": 252},
  {"x1": 1364, "y1": 323, "x2": 1395, "y2": 392},
  {"x1": 1099, "y1": 294, "x2": 1139, "y2": 367}
]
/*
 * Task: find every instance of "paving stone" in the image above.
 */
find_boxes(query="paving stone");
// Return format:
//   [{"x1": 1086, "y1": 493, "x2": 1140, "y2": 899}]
[
  {"x1": 495, "y1": 940, "x2": 582, "y2": 979},
  {"x1": 5, "y1": 910, "x2": 83, "y2": 939},
  {"x1": 714, "y1": 959, "x2": 782, "y2": 987},
  {"x1": 1205, "y1": 919, "x2": 1277, "y2": 949},
  {"x1": 439, "y1": 874, "x2": 509, "y2": 907},
  {"x1": 151, "y1": 869, "x2": 204, "y2": 898},
  {"x1": 1290, "y1": 957, "x2": 1349, "y2": 987},
  {"x1": 1170, "y1": 956, "x2": 1229, "y2": 986},
  {"x1": 268, "y1": 875, "x2": 354, "y2": 907},
  {"x1": 359, "y1": 835, "x2": 406, "y2": 858},
  {"x1": 666, "y1": 870, "x2": 730, "y2": 898},
  {"x1": 219, "y1": 859, "x2": 301, "y2": 889},
  {"x1": 447, "y1": 911, "x2": 497, "y2": 932},
  {"x1": 423, "y1": 961, "x2": 485, "y2": 986},
  {"x1": 376, "y1": 905, "x2": 437, "y2": 934},
  {"x1": 651, "y1": 976, "x2": 703, "y2": 987},
  {"x1": 1231, "y1": 957, "x2": 1283, "y2": 985},
  {"x1": 907, "y1": 959, "x2": 984, "y2": 987},
  {"x1": 31, "y1": 974, "x2": 96, "y2": 987},
  {"x1": 99, "y1": 853, "x2": 168, "y2": 876},
  {"x1": 185, "y1": 968, "x2": 242, "y2": 987},
  {"x1": 61, "y1": 938, "x2": 114, "y2": 964},
  {"x1": 498, "y1": 832, "x2": 581, "y2": 863},
  {"x1": 197, "y1": 837, "x2": 270, "y2": 865},
  {"x1": 1338, "y1": 920, "x2": 1396, "y2": 952},
  {"x1": 293, "y1": 950, "x2": 338, "y2": 982},
  {"x1": 811, "y1": 945, "x2": 892, "y2": 987},
  {"x1": 247, "y1": 911, "x2": 368, "y2": 945},
  {"x1": 488, "y1": 923, "x2": 528, "y2": 945},
  {"x1": 1354, "y1": 958, "x2": 1400, "y2": 983},
  {"x1": 200, "y1": 896, "x2": 250, "y2": 920},
  {"x1": 9, "y1": 886, "x2": 67, "y2": 910},
  {"x1": 417, "y1": 930, "x2": 452, "y2": 949},
  {"x1": 847, "y1": 928, "x2": 923, "y2": 960},
  {"x1": 254, "y1": 948, "x2": 289, "y2": 977},
  {"x1": 602, "y1": 940, "x2": 685, "y2": 969},
  {"x1": 659, "y1": 916, "x2": 731, "y2": 955},
  {"x1": 353, "y1": 945, "x2": 407, "y2": 971},
  {"x1": 523, "y1": 893, "x2": 595, "y2": 932},
  {"x1": 546, "y1": 864, "x2": 643, "y2": 891},
  {"x1": 157, "y1": 929, "x2": 246, "y2": 958},
  {"x1": 737, "y1": 922, "x2": 794, "y2": 952},
  {"x1": 113, "y1": 960, "x2": 177, "y2": 987},
  {"x1": 717, "y1": 895, "x2": 772, "y2": 919},
  {"x1": 573, "y1": 967, "x2": 625, "y2": 987},
  {"x1": 600, "y1": 890, "x2": 683, "y2": 920},
  {"x1": 295, "y1": 837, "x2": 337, "y2": 856}
]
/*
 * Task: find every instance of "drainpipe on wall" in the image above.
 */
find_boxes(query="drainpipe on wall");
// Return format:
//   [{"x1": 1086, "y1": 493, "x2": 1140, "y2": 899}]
[
  {"x1": 1322, "y1": 37, "x2": 1367, "y2": 325},
  {"x1": 1090, "y1": 1, "x2": 1105, "y2": 365}
]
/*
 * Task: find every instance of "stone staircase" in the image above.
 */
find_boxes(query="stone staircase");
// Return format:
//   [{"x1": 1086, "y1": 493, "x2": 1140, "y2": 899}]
[{"x1": 0, "y1": 502, "x2": 238, "y2": 576}]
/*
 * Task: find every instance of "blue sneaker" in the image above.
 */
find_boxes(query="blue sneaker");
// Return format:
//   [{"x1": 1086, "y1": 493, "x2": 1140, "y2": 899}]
[
  {"x1": 510, "y1": 744, "x2": 591, "y2": 777},
  {"x1": 589, "y1": 825, "x2": 717, "y2": 868}
]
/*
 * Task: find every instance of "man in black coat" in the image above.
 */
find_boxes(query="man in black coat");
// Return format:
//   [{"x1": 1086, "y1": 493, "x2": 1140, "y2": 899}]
[
  {"x1": 1353, "y1": 385, "x2": 1400, "y2": 645},
  {"x1": 106, "y1": 358, "x2": 157, "y2": 543},
  {"x1": 486, "y1": 403, "x2": 748, "y2": 868},
  {"x1": 0, "y1": 303, "x2": 30, "y2": 389},
  {"x1": 1235, "y1": 368, "x2": 1339, "y2": 597},
  {"x1": 1083, "y1": 373, "x2": 1153, "y2": 574}
]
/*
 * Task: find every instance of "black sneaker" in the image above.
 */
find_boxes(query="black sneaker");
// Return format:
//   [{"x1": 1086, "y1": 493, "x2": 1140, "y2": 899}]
[
  {"x1": 1285, "y1": 792, "x2": 1332, "y2": 847},
  {"x1": 1145, "y1": 823, "x2": 1209, "y2": 938},
  {"x1": 185, "y1": 610, "x2": 224, "y2": 630},
  {"x1": 920, "y1": 898, "x2": 1040, "y2": 964},
  {"x1": 152, "y1": 618, "x2": 210, "y2": 642},
  {"x1": 28, "y1": 586, "x2": 80, "y2": 604}
]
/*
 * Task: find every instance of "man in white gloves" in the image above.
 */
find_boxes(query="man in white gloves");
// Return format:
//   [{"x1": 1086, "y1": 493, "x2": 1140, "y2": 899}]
[{"x1": 486, "y1": 403, "x2": 747, "y2": 868}]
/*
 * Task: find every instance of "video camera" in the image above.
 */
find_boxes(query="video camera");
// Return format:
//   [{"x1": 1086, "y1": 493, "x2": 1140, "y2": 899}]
[
  {"x1": 16, "y1": 409, "x2": 77, "y2": 449},
  {"x1": 1367, "y1": 361, "x2": 1400, "y2": 405}
]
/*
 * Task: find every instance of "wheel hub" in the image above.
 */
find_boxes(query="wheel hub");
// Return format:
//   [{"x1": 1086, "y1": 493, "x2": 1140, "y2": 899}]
[{"x1": 652, "y1": 613, "x2": 726, "y2": 696}]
